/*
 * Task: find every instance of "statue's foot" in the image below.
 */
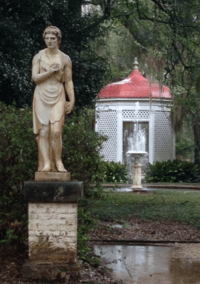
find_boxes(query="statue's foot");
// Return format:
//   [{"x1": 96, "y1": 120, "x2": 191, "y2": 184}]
[
  {"x1": 56, "y1": 161, "x2": 67, "y2": 172},
  {"x1": 41, "y1": 163, "x2": 51, "y2": 172}
]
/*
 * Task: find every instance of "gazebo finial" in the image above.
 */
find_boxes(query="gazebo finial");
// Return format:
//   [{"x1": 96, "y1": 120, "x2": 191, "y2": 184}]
[{"x1": 134, "y1": 57, "x2": 139, "y2": 69}]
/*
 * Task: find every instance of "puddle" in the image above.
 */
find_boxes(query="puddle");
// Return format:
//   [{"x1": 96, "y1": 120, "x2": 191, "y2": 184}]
[{"x1": 94, "y1": 244, "x2": 200, "y2": 284}]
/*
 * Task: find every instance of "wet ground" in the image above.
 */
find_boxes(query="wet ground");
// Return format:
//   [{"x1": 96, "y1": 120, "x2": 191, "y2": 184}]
[{"x1": 94, "y1": 244, "x2": 200, "y2": 284}]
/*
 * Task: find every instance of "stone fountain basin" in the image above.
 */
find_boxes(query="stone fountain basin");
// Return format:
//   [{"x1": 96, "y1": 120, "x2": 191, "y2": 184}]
[
  {"x1": 126, "y1": 151, "x2": 148, "y2": 160},
  {"x1": 126, "y1": 151, "x2": 147, "y2": 156}
]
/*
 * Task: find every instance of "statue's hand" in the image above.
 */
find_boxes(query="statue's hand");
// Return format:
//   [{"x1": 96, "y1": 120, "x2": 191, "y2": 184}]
[
  {"x1": 49, "y1": 63, "x2": 60, "y2": 74},
  {"x1": 65, "y1": 101, "x2": 74, "y2": 114}
]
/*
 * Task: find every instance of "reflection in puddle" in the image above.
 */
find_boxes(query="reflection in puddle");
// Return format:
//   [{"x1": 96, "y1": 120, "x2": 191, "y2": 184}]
[
  {"x1": 94, "y1": 245, "x2": 172, "y2": 283},
  {"x1": 94, "y1": 245, "x2": 200, "y2": 284}
]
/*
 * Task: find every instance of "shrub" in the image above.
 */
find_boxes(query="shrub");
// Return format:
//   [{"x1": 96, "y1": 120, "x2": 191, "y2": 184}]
[
  {"x1": 0, "y1": 103, "x2": 36, "y2": 251},
  {"x1": 62, "y1": 108, "x2": 106, "y2": 196},
  {"x1": 77, "y1": 206, "x2": 97, "y2": 261},
  {"x1": 145, "y1": 159, "x2": 200, "y2": 183},
  {"x1": 98, "y1": 160, "x2": 129, "y2": 183}
]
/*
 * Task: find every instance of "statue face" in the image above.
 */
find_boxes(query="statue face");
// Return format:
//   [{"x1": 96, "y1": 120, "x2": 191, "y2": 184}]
[{"x1": 44, "y1": 33, "x2": 58, "y2": 49}]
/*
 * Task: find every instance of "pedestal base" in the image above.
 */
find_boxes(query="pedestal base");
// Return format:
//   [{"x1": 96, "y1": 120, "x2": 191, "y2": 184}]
[
  {"x1": 23, "y1": 261, "x2": 80, "y2": 281},
  {"x1": 23, "y1": 180, "x2": 83, "y2": 281},
  {"x1": 131, "y1": 185, "x2": 143, "y2": 190},
  {"x1": 35, "y1": 171, "x2": 70, "y2": 181}
]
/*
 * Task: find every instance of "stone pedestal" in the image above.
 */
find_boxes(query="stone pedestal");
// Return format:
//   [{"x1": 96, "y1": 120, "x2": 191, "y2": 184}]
[
  {"x1": 35, "y1": 171, "x2": 71, "y2": 182},
  {"x1": 23, "y1": 174, "x2": 83, "y2": 281},
  {"x1": 126, "y1": 152, "x2": 146, "y2": 191},
  {"x1": 131, "y1": 161, "x2": 143, "y2": 190}
]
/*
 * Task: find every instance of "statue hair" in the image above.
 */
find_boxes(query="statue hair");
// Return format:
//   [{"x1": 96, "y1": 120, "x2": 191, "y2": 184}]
[{"x1": 43, "y1": 26, "x2": 62, "y2": 45}]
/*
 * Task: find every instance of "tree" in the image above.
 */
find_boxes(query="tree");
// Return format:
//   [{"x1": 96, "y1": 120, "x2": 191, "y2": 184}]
[
  {"x1": 90, "y1": 22, "x2": 138, "y2": 83},
  {"x1": 0, "y1": 0, "x2": 110, "y2": 108}
]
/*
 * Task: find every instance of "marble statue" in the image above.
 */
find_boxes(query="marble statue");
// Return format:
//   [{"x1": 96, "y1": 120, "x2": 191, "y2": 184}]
[{"x1": 32, "y1": 26, "x2": 75, "y2": 172}]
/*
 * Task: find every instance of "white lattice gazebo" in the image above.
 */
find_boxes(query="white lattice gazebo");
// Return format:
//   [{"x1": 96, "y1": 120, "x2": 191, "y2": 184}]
[{"x1": 95, "y1": 64, "x2": 175, "y2": 165}]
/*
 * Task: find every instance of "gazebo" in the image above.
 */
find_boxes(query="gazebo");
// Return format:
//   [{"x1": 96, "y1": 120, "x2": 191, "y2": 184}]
[{"x1": 95, "y1": 60, "x2": 175, "y2": 165}]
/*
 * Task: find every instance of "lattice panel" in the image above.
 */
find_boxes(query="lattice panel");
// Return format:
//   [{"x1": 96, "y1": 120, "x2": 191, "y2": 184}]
[
  {"x1": 154, "y1": 111, "x2": 174, "y2": 161},
  {"x1": 122, "y1": 110, "x2": 150, "y2": 120},
  {"x1": 96, "y1": 110, "x2": 117, "y2": 162}
]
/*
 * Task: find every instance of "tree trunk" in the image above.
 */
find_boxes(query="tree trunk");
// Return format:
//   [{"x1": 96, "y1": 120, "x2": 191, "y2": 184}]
[{"x1": 193, "y1": 121, "x2": 200, "y2": 165}]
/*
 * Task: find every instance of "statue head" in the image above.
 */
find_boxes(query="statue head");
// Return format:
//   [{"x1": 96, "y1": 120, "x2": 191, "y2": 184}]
[{"x1": 43, "y1": 26, "x2": 62, "y2": 47}]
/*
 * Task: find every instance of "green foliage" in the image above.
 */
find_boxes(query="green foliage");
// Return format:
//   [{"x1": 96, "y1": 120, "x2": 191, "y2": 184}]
[
  {"x1": 176, "y1": 124, "x2": 194, "y2": 160},
  {"x1": 91, "y1": 22, "x2": 137, "y2": 83},
  {"x1": 98, "y1": 160, "x2": 129, "y2": 183},
  {"x1": 62, "y1": 108, "x2": 106, "y2": 194},
  {"x1": 0, "y1": 229, "x2": 18, "y2": 244},
  {"x1": 145, "y1": 160, "x2": 200, "y2": 183},
  {"x1": 0, "y1": 103, "x2": 35, "y2": 250},
  {"x1": 0, "y1": 103, "x2": 36, "y2": 251},
  {"x1": 77, "y1": 205, "x2": 97, "y2": 261},
  {"x1": 0, "y1": 104, "x2": 37, "y2": 188}
]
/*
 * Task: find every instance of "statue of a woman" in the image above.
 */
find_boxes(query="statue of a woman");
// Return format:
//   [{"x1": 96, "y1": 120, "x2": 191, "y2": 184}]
[{"x1": 32, "y1": 26, "x2": 75, "y2": 172}]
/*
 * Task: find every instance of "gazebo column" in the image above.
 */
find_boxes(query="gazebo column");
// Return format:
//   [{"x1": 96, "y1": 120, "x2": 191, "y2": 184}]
[
  {"x1": 172, "y1": 132, "x2": 176, "y2": 160},
  {"x1": 149, "y1": 108, "x2": 155, "y2": 164},
  {"x1": 117, "y1": 108, "x2": 123, "y2": 162}
]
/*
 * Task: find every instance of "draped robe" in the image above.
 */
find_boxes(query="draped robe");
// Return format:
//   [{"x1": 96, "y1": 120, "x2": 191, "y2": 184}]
[{"x1": 33, "y1": 49, "x2": 65, "y2": 135}]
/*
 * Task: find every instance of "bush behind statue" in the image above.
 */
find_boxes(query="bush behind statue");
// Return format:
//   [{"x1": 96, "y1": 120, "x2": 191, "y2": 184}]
[
  {"x1": 0, "y1": 103, "x2": 36, "y2": 250},
  {"x1": 0, "y1": 103, "x2": 106, "y2": 252},
  {"x1": 145, "y1": 159, "x2": 200, "y2": 183}
]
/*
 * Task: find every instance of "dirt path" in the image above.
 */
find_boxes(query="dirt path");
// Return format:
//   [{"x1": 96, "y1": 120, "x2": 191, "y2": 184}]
[{"x1": 90, "y1": 219, "x2": 200, "y2": 243}]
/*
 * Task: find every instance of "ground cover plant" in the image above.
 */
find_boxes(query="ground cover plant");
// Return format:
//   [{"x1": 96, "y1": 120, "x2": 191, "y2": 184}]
[{"x1": 89, "y1": 191, "x2": 200, "y2": 228}]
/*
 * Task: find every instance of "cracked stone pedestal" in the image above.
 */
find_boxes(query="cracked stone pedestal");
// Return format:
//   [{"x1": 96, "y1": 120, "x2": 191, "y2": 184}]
[{"x1": 23, "y1": 172, "x2": 83, "y2": 282}]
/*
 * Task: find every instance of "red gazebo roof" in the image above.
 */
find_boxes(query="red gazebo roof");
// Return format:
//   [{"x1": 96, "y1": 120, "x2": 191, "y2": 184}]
[{"x1": 98, "y1": 68, "x2": 170, "y2": 99}]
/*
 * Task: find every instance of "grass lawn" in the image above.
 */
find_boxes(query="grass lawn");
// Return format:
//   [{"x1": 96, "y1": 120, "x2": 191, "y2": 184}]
[{"x1": 89, "y1": 190, "x2": 200, "y2": 228}]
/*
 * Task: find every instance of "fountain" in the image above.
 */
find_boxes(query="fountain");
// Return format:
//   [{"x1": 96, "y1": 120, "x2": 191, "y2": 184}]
[{"x1": 126, "y1": 102, "x2": 148, "y2": 190}]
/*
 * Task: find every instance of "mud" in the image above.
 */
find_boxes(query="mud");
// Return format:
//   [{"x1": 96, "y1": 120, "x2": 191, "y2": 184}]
[{"x1": 29, "y1": 238, "x2": 76, "y2": 264}]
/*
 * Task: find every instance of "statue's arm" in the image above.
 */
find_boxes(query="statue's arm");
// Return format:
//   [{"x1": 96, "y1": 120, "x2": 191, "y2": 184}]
[
  {"x1": 64, "y1": 56, "x2": 75, "y2": 114},
  {"x1": 31, "y1": 53, "x2": 56, "y2": 84}
]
